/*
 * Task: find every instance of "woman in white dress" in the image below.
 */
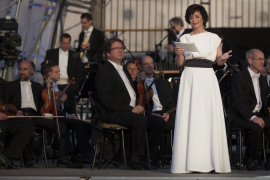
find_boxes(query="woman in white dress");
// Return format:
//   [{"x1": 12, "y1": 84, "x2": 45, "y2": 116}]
[{"x1": 171, "y1": 4, "x2": 231, "y2": 173}]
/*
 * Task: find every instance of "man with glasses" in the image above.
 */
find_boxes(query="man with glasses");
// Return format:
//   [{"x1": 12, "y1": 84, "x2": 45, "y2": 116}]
[
  {"x1": 229, "y1": 49, "x2": 270, "y2": 171},
  {"x1": 94, "y1": 38, "x2": 165, "y2": 170}
]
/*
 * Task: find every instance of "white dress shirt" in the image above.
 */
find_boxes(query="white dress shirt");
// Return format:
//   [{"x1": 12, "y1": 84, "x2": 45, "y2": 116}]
[
  {"x1": 176, "y1": 28, "x2": 185, "y2": 42},
  {"x1": 267, "y1": 74, "x2": 270, "y2": 86},
  {"x1": 248, "y1": 67, "x2": 262, "y2": 120},
  {"x1": 58, "y1": 47, "x2": 69, "y2": 85},
  {"x1": 82, "y1": 26, "x2": 94, "y2": 63},
  {"x1": 145, "y1": 77, "x2": 163, "y2": 112},
  {"x1": 20, "y1": 81, "x2": 37, "y2": 111},
  {"x1": 108, "y1": 60, "x2": 136, "y2": 107}
]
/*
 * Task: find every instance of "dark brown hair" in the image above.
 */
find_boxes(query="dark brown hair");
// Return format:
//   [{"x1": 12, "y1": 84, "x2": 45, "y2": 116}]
[
  {"x1": 43, "y1": 61, "x2": 58, "y2": 75},
  {"x1": 81, "y1": 13, "x2": 92, "y2": 21},
  {"x1": 60, "y1": 33, "x2": 71, "y2": 42},
  {"x1": 104, "y1": 38, "x2": 125, "y2": 60},
  {"x1": 185, "y1": 4, "x2": 209, "y2": 27}
]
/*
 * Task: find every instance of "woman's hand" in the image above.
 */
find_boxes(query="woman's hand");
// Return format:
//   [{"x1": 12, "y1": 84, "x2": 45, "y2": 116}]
[
  {"x1": 220, "y1": 50, "x2": 232, "y2": 61},
  {"x1": 175, "y1": 46, "x2": 184, "y2": 55}
]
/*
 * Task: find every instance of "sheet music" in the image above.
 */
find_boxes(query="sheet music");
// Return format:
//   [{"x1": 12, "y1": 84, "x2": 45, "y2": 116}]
[{"x1": 174, "y1": 42, "x2": 199, "y2": 52}]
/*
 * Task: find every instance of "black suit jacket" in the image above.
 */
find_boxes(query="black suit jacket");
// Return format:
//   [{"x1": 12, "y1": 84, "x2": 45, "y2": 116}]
[
  {"x1": 229, "y1": 69, "x2": 270, "y2": 126},
  {"x1": 44, "y1": 48, "x2": 82, "y2": 90},
  {"x1": 77, "y1": 28, "x2": 105, "y2": 61},
  {"x1": 152, "y1": 79, "x2": 174, "y2": 113},
  {"x1": 94, "y1": 61, "x2": 135, "y2": 122},
  {"x1": 3, "y1": 80, "x2": 42, "y2": 112}
]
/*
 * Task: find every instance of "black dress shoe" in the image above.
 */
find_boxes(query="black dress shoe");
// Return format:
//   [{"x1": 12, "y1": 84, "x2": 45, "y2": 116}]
[
  {"x1": 24, "y1": 158, "x2": 34, "y2": 167},
  {"x1": 128, "y1": 161, "x2": 146, "y2": 170},
  {"x1": 81, "y1": 156, "x2": 92, "y2": 164},
  {"x1": 152, "y1": 158, "x2": 160, "y2": 168},
  {"x1": 57, "y1": 159, "x2": 84, "y2": 168},
  {"x1": 70, "y1": 155, "x2": 80, "y2": 163},
  {"x1": 245, "y1": 158, "x2": 257, "y2": 171},
  {"x1": 7, "y1": 160, "x2": 20, "y2": 169},
  {"x1": 141, "y1": 158, "x2": 159, "y2": 170},
  {"x1": 265, "y1": 162, "x2": 270, "y2": 171}
]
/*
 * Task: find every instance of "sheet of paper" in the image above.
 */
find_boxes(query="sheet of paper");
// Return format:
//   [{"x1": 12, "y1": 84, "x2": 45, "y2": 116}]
[{"x1": 174, "y1": 42, "x2": 199, "y2": 52}]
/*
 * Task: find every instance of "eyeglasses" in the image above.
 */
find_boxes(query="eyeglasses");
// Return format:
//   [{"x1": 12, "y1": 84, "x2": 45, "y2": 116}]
[
  {"x1": 127, "y1": 68, "x2": 139, "y2": 71},
  {"x1": 253, "y1": 58, "x2": 266, "y2": 62},
  {"x1": 110, "y1": 47, "x2": 125, "y2": 51},
  {"x1": 142, "y1": 62, "x2": 154, "y2": 66}
]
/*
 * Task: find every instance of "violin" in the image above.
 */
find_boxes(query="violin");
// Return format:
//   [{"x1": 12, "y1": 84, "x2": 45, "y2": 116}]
[
  {"x1": 135, "y1": 60, "x2": 164, "y2": 110},
  {"x1": 135, "y1": 60, "x2": 152, "y2": 110},
  {"x1": 41, "y1": 70, "x2": 60, "y2": 138},
  {"x1": 0, "y1": 100, "x2": 32, "y2": 119},
  {"x1": 54, "y1": 78, "x2": 75, "y2": 109}
]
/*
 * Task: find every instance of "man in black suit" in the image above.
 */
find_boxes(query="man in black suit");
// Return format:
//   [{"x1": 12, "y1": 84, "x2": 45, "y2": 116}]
[
  {"x1": 43, "y1": 62, "x2": 92, "y2": 163},
  {"x1": 44, "y1": 33, "x2": 82, "y2": 114},
  {"x1": 3, "y1": 60, "x2": 82, "y2": 168},
  {"x1": 95, "y1": 38, "x2": 165, "y2": 169},
  {"x1": 139, "y1": 55, "x2": 175, "y2": 128},
  {"x1": 0, "y1": 111, "x2": 34, "y2": 169},
  {"x1": 77, "y1": 13, "x2": 104, "y2": 62},
  {"x1": 229, "y1": 49, "x2": 270, "y2": 171},
  {"x1": 164, "y1": 17, "x2": 188, "y2": 57},
  {"x1": 265, "y1": 56, "x2": 270, "y2": 86}
]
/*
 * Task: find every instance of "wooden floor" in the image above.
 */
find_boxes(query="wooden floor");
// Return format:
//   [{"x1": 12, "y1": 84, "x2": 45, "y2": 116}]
[{"x1": 1, "y1": 160, "x2": 270, "y2": 180}]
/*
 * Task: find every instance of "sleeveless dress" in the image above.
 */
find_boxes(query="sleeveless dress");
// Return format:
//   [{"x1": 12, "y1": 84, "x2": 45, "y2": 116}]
[{"x1": 171, "y1": 32, "x2": 231, "y2": 173}]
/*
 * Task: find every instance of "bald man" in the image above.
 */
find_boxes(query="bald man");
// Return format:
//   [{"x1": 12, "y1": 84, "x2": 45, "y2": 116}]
[
  {"x1": 3, "y1": 60, "x2": 82, "y2": 168},
  {"x1": 229, "y1": 49, "x2": 270, "y2": 171}
]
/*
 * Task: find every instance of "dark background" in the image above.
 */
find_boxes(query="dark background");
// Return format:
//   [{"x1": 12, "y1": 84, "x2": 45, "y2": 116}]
[{"x1": 209, "y1": 28, "x2": 270, "y2": 60}]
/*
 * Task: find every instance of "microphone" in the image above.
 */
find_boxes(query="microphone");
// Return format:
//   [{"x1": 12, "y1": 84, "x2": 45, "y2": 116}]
[
  {"x1": 222, "y1": 63, "x2": 228, "y2": 72},
  {"x1": 73, "y1": 46, "x2": 89, "y2": 58},
  {"x1": 226, "y1": 60, "x2": 239, "y2": 74}
]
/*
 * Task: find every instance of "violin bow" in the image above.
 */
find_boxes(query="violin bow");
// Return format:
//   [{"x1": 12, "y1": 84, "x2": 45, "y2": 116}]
[{"x1": 146, "y1": 71, "x2": 164, "y2": 92}]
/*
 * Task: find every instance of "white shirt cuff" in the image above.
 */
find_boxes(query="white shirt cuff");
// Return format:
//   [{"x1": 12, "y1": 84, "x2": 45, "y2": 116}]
[{"x1": 250, "y1": 115, "x2": 257, "y2": 121}]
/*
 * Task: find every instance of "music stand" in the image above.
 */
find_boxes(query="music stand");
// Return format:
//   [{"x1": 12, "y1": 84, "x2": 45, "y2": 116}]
[{"x1": 76, "y1": 70, "x2": 98, "y2": 119}]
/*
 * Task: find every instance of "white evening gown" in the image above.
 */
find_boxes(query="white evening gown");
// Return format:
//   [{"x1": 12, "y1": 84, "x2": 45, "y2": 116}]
[{"x1": 171, "y1": 32, "x2": 231, "y2": 173}]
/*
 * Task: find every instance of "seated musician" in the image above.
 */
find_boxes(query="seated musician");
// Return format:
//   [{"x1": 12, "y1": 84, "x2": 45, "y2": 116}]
[
  {"x1": 229, "y1": 49, "x2": 270, "y2": 171},
  {"x1": 3, "y1": 60, "x2": 83, "y2": 168},
  {"x1": 43, "y1": 33, "x2": 82, "y2": 114},
  {"x1": 0, "y1": 110, "x2": 34, "y2": 169},
  {"x1": 138, "y1": 56, "x2": 175, "y2": 128},
  {"x1": 125, "y1": 61, "x2": 139, "y2": 81},
  {"x1": 43, "y1": 62, "x2": 92, "y2": 164},
  {"x1": 94, "y1": 38, "x2": 165, "y2": 170}
]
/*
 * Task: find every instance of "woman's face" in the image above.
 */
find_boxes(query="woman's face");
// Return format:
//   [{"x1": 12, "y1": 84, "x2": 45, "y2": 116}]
[{"x1": 189, "y1": 11, "x2": 204, "y2": 29}]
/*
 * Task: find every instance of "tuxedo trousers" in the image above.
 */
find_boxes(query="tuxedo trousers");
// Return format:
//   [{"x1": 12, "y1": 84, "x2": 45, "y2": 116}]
[
  {"x1": 103, "y1": 112, "x2": 148, "y2": 162},
  {"x1": 58, "y1": 118, "x2": 92, "y2": 156},
  {"x1": 103, "y1": 112, "x2": 165, "y2": 162},
  {"x1": 232, "y1": 114, "x2": 270, "y2": 160},
  {"x1": 145, "y1": 114, "x2": 166, "y2": 158},
  {"x1": 0, "y1": 119, "x2": 34, "y2": 159},
  {"x1": 22, "y1": 111, "x2": 73, "y2": 160}
]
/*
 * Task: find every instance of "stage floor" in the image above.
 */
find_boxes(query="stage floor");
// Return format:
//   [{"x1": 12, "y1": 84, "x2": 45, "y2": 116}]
[{"x1": 1, "y1": 161, "x2": 270, "y2": 180}]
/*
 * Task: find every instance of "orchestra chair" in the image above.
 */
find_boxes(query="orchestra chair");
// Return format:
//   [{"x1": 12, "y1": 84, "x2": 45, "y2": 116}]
[
  {"x1": 88, "y1": 91, "x2": 151, "y2": 170},
  {"x1": 223, "y1": 92, "x2": 267, "y2": 171}
]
